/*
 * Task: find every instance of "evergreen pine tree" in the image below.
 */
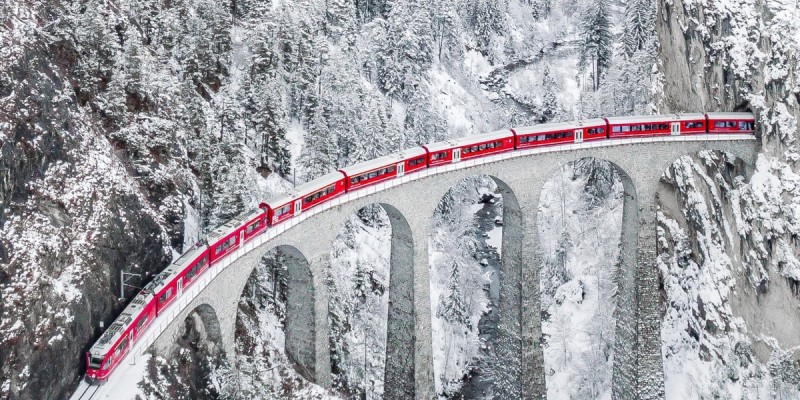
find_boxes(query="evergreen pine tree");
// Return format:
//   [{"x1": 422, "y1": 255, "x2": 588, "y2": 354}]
[
  {"x1": 531, "y1": 0, "x2": 552, "y2": 20},
  {"x1": 470, "y1": 0, "x2": 506, "y2": 57},
  {"x1": 430, "y1": 0, "x2": 461, "y2": 64},
  {"x1": 405, "y1": 86, "x2": 446, "y2": 145},
  {"x1": 437, "y1": 260, "x2": 470, "y2": 329},
  {"x1": 579, "y1": 0, "x2": 612, "y2": 91},
  {"x1": 327, "y1": 0, "x2": 359, "y2": 48},
  {"x1": 621, "y1": 0, "x2": 655, "y2": 57},
  {"x1": 298, "y1": 104, "x2": 340, "y2": 181},
  {"x1": 540, "y1": 67, "x2": 561, "y2": 123},
  {"x1": 380, "y1": 0, "x2": 434, "y2": 99}
]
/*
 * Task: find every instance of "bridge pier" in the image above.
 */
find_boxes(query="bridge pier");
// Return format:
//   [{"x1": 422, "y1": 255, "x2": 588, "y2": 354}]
[
  {"x1": 310, "y1": 255, "x2": 332, "y2": 387},
  {"x1": 636, "y1": 205, "x2": 666, "y2": 398}
]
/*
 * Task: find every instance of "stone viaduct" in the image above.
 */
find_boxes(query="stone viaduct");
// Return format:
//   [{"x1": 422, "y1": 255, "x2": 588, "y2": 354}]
[{"x1": 128, "y1": 135, "x2": 756, "y2": 399}]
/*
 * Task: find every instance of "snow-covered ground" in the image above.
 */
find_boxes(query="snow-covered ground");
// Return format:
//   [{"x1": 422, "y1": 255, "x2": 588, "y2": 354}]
[{"x1": 538, "y1": 159, "x2": 623, "y2": 399}]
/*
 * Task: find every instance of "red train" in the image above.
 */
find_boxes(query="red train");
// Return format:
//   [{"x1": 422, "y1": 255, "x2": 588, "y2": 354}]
[{"x1": 85, "y1": 112, "x2": 755, "y2": 382}]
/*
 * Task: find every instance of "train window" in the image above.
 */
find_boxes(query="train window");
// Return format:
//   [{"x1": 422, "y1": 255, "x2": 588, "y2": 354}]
[
  {"x1": 409, "y1": 157, "x2": 425, "y2": 166},
  {"x1": 185, "y1": 260, "x2": 204, "y2": 280},
  {"x1": 114, "y1": 338, "x2": 129, "y2": 358},
  {"x1": 275, "y1": 205, "x2": 291, "y2": 217},
  {"x1": 739, "y1": 121, "x2": 754, "y2": 130},
  {"x1": 659, "y1": 123, "x2": 668, "y2": 130},
  {"x1": 90, "y1": 356, "x2": 103, "y2": 368},
  {"x1": 685, "y1": 122, "x2": 704, "y2": 128},
  {"x1": 246, "y1": 220, "x2": 261, "y2": 234},
  {"x1": 102, "y1": 357, "x2": 112, "y2": 370},
  {"x1": 159, "y1": 288, "x2": 173, "y2": 304},
  {"x1": 715, "y1": 121, "x2": 737, "y2": 128},
  {"x1": 136, "y1": 314, "x2": 148, "y2": 332},
  {"x1": 304, "y1": 185, "x2": 335, "y2": 204},
  {"x1": 216, "y1": 236, "x2": 236, "y2": 254},
  {"x1": 431, "y1": 151, "x2": 448, "y2": 160}
]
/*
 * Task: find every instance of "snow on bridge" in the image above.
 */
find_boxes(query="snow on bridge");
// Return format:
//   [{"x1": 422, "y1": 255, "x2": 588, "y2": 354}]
[{"x1": 74, "y1": 133, "x2": 757, "y2": 400}]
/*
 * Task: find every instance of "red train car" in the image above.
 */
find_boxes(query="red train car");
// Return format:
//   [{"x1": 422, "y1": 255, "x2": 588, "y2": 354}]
[
  {"x1": 423, "y1": 130, "x2": 514, "y2": 167},
  {"x1": 261, "y1": 193, "x2": 295, "y2": 226},
  {"x1": 423, "y1": 140, "x2": 458, "y2": 167},
  {"x1": 513, "y1": 119, "x2": 607, "y2": 148},
  {"x1": 261, "y1": 171, "x2": 347, "y2": 226},
  {"x1": 706, "y1": 112, "x2": 755, "y2": 134},
  {"x1": 606, "y1": 115, "x2": 674, "y2": 138},
  {"x1": 339, "y1": 147, "x2": 428, "y2": 191},
  {"x1": 673, "y1": 113, "x2": 707, "y2": 134},
  {"x1": 453, "y1": 130, "x2": 515, "y2": 160},
  {"x1": 85, "y1": 288, "x2": 157, "y2": 381}
]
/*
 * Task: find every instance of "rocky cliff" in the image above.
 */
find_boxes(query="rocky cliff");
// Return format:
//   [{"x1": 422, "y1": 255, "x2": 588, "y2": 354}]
[{"x1": 656, "y1": 0, "x2": 800, "y2": 397}]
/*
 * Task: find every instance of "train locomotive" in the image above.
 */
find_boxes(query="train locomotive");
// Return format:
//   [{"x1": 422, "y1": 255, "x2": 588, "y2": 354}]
[{"x1": 85, "y1": 112, "x2": 755, "y2": 382}]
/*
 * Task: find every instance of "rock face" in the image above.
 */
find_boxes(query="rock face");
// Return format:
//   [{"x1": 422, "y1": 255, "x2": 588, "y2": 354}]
[
  {"x1": 0, "y1": 7, "x2": 173, "y2": 399},
  {"x1": 656, "y1": 0, "x2": 800, "y2": 397}
]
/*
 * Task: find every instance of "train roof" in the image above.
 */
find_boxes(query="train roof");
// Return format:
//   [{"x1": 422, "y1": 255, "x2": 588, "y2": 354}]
[
  {"x1": 339, "y1": 147, "x2": 427, "y2": 176},
  {"x1": 261, "y1": 193, "x2": 295, "y2": 210},
  {"x1": 206, "y1": 208, "x2": 265, "y2": 243},
  {"x1": 424, "y1": 130, "x2": 512, "y2": 152},
  {"x1": 705, "y1": 112, "x2": 754, "y2": 120},
  {"x1": 513, "y1": 119, "x2": 607, "y2": 135},
  {"x1": 292, "y1": 171, "x2": 346, "y2": 198},
  {"x1": 89, "y1": 286, "x2": 155, "y2": 355},
  {"x1": 605, "y1": 113, "x2": 706, "y2": 124}
]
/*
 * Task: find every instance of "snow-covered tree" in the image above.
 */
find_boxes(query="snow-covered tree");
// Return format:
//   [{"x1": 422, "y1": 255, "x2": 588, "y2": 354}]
[
  {"x1": 380, "y1": 0, "x2": 434, "y2": 99},
  {"x1": 430, "y1": 0, "x2": 462, "y2": 64},
  {"x1": 621, "y1": 0, "x2": 655, "y2": 57},
  {"x1": 579, "y1": 0, "x2": 613, "y2": 91},
  {"x1": 327, "y1": 0, "x2": 359, "y2": 48},
  {"x1": 298, "y1": 104, "x2": 340, "y2": 181},
  {"x1": 531, "y1": 0, "x2": 552, "y2": 20},
  {"x1": 469, "y1": 0, "x2": 507, "y2": 57},
  {"x1": 437, "y1": 260, "x2": 471, "y2": 328},
  {"x1": 539, "y1": 67, "x2": 562, "y2": 123}
]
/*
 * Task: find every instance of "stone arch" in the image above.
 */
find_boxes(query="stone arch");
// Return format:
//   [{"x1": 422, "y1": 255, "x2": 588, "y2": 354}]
[
  {"x1": 181, "y1": 303, "x2": 224, "y2": 354},
  {"x1": 427, "y1": 174, "x2": 525, "y2": 398},
  {"x1": 326, "y1": 202, "x2": 415, "y2": 398},
  {"x1": 535, "y1": 157, "x2": 639, "y2": 399},
  {"x1": 235, "y1": 245, "x2": 316, "y2": 381}
]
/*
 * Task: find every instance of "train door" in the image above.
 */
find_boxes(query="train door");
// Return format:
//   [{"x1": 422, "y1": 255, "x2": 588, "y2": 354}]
[
  {"x1": 397, "y1": 162, "x2": 405, "y2": 177},
  {"x1": 671, "y1": 122, "x2": 681, "y2": 136},
  {"x1": 239, "y1": 229, "x2": 245, "y2": 245},
  {"x1": 452, "y1": 149, "x2": 461, "y2": 163},
  {"x1": 294, "y1": 199, "x2": 303, "y2": 216},
  {"x1": 574, "y1": 129, "x2": 584, "y2": 143},
  {"x1": 177, "y1": 278, "x2": 183, "y2": 297}
]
